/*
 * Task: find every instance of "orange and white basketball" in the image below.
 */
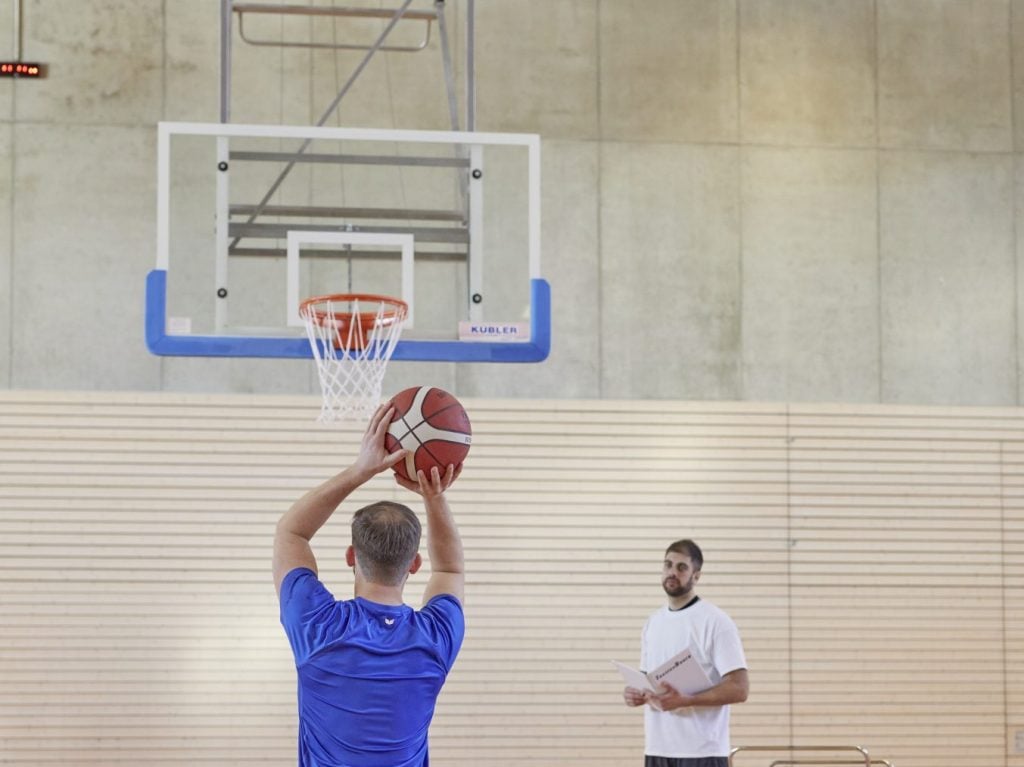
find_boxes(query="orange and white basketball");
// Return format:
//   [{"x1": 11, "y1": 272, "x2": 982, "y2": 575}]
[{"x1": 385, "y1": 387, "x2": 472, "y2": 483}]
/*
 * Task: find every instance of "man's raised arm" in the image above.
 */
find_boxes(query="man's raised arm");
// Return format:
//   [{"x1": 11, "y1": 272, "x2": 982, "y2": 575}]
[
  {"x1": 273, "y1": 405, "x2": 407, "y2": 595},
  {"x1": 396, "y1": 464, "x2": 464, "y2": 605}
]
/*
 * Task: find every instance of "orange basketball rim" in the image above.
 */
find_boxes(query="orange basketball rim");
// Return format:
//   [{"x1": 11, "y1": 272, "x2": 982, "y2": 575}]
[{"x1": 298, "y1": 293, "x2": 409, "y2": 351}]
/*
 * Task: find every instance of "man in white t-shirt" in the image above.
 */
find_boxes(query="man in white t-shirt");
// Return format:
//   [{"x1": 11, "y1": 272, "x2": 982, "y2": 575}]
[{"x1": 622, "y1": 539, "x2": 750, "y2": 767}]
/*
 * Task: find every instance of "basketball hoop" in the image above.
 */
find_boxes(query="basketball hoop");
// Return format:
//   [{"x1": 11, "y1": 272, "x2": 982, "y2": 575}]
[{"x1": 299, "y1": 293, "x2": 408, "y2": 423}]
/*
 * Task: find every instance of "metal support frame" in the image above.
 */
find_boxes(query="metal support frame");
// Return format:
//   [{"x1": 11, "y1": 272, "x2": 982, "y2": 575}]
[
  {"x1": 229, "y1": 204, "x2": 463, "y2": 221},
  {"x1": 435, "y1": 1, "x2": 460, "y2": 133},
  {"x1": 156, "y1": 122, "x2": 539, "y2": 270},
  {"x1": 219, "y1": 0, "x2": 472, "y2": 110},
  {"x1": 220, "y1": 0, "x2": 231, "y2": 122},
  {"x1": 233, "y1": 3, "x2": 435, "y2": 21},
  {"x1": 215, "y1": 0, "x2": 479, "y2": 278},
  {"x1": 215, "y1": 137, "x2": 230, "y2": 331},
  {"x1": 235, "y1": 3, "x2": 434, "y2": 52},
  {"x1": 229, "y1": 149, "x2": 469, "y2": 168},
  {"x1": 468, "y1": 144, "x2": 484, "y2": 322},
  {"x1": 183, "y1": 4, "x2": 510, "y2": 362},
  {"x1": 227, "y1": 0, "x2": 416, "y2": 253}
]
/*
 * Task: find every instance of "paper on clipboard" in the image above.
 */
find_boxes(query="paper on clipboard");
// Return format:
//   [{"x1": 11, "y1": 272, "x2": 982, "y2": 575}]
[
  {"x1": 611, "y1": 647, "x2": 713, "y2": 695},
  {"x1": 611, "y1": 660, "x2": 658, "y2": 693}
]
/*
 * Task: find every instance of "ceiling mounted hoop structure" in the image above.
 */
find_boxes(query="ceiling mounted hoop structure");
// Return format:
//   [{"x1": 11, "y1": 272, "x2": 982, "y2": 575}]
[{"x1": 150, "y1": 2, "x2": 549, "y2": 366}]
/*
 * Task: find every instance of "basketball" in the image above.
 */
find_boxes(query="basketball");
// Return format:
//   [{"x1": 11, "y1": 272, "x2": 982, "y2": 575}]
[{"x1": 385, "y1": 386, "x2": 472, "y2": 483}]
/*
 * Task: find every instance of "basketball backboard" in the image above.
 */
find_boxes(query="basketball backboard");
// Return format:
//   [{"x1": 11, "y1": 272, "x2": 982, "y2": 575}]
[{"x1": 146, "y1": 121, "x2": 549, "y2": 362}]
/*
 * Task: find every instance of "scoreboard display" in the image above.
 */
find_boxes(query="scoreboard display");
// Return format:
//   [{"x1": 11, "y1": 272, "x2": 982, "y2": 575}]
[{"x1": 0, "y1": 62, "x2": 44, "y2": 78}]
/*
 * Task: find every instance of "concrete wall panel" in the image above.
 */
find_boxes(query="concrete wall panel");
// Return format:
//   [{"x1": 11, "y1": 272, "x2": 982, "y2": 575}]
[
  {"x1": 11, "y1": 124, "x2": 160, "y2": 389},
  {"x1": 600, "y1": 0, "x2": 738, "y2": 143},
  {"x1": 0, "y1": 126, "x2": 11, "y2": 387},
  {"x1": 742, "y1": 147, "x2": 879, "y2": 401},
  {"x1": 0, "y1": 83, "x2": 10, "y2": 124},
  {"x1": 475, "y1": 0, "x2": 597, "y2": 139},
  {"x1": 600, "y1": 142, "x2": 740, "y2": 399},
  {"x1": 740, "y1": 0, "x2": 876, "y2": 147},
  {"x1": 161, "y1": 357, "x2": 312, "y2": 396},
  {"x1": 16, "y1": 0, "x2": 163, "y2": 125},
  {"x1": 880, "y1": 151, "x2": 1016, "y2": 403},
  {"x1": 878, "y1": 0, "x2": 1012, "y2": 151},
  {"x1": 165, "y1": 0, "x2": 219, "y2": 123}
]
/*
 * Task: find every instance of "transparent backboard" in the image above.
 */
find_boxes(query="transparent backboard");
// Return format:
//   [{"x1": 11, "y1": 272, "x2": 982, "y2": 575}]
[{"x1": 147, "y1": 121, "x2": 549, "y2": 362}]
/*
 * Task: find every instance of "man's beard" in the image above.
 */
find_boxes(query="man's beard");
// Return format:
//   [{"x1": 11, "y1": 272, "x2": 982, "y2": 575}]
[{"x1": 662, "y1": 576, "x2": 693, "y2": 597}]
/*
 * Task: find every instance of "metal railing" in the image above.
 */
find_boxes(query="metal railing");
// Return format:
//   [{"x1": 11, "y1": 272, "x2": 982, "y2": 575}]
[
  {"x1": 730, "y1": 745, "x2": 873, "y2": 767},
  {"x1": 769, "y1": 760, "x2": 893, "y2": 767}
]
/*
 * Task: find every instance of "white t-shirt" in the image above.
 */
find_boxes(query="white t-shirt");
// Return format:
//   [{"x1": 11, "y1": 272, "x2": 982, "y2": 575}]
[{"x1": 641, "y1": 598, "x2": 747, "y2": 758}]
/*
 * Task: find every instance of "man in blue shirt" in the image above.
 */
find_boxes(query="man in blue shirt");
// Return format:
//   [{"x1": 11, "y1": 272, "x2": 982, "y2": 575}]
[{"x1": 274, "y1": 404, "x2": 465, "y2": 767}]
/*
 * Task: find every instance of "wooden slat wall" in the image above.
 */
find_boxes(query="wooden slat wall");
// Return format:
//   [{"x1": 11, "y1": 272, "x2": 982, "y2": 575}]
[
  {"x1": 786, "y1": 406, "x2": 1017, "y2": 767},
  {"x1": 1, "y1": 391, "x2": 1022, "y2": 766}
]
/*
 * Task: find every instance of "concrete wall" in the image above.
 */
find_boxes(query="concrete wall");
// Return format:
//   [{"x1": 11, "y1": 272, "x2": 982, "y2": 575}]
[{"x1": 2, "y1": 0, "x2": 1023, "y2": 405}]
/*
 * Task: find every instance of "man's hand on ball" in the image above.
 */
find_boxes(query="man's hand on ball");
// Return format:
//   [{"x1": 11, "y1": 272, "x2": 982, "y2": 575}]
[
  {"x1": 395, "y1": 464, "x2": 462, "y2": 496},
  {"x1": 353, "y1": 404, "x2": 408, "y2": 478}
]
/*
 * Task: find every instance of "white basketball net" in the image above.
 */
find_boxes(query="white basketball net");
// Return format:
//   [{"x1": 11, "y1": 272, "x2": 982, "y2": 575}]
[{"x1": 300, "y1": 295, "x2": 407, "y2": 423}]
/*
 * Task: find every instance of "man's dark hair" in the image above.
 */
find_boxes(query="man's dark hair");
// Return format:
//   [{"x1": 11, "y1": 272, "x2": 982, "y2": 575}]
[
  {"x1": 351, "y1": 501, "x2": 422, "y2": 585},
  {"x1": 665, "y1": 539, "x2": 703, "y2": 571}
]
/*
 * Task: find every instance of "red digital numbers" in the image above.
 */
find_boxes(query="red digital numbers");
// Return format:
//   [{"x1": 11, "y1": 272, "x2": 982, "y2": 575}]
[{"x1": 0, "y1": 62, "x2": 44, "y2": 78}]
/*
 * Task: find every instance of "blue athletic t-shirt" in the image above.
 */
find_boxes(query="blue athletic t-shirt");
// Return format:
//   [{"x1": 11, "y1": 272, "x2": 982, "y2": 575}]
[{"x1": 279, "y1": 568, "x2": 465, "y2": 767}]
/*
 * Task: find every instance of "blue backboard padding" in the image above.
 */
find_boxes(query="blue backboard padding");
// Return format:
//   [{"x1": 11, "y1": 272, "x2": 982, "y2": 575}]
[{"x1": 145, "y1": 269, "x2": 550, "y2": 362}]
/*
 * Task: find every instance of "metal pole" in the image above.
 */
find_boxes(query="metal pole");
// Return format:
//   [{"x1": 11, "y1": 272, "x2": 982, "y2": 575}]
[
  {"x1": 466, "y1": 0, "x2": 475, "y2": 131},
  {"x1": 220, "y1": 0, "x2": 232, "y2": 122},
  {"x1": 435, "y1": 1, "x2": 460, "y2": 132},
  {"x1": 230, "y1": 0, "x2": 416, "y2": 250},
  {"x1": 13, "y1": 0, "x2": 22, "y2": 61}
]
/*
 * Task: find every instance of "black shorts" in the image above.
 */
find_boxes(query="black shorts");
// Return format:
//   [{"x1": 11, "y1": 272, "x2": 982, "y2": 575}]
[{"x1": 645, "y1": 757, "x2": 729, "y2": 767}]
